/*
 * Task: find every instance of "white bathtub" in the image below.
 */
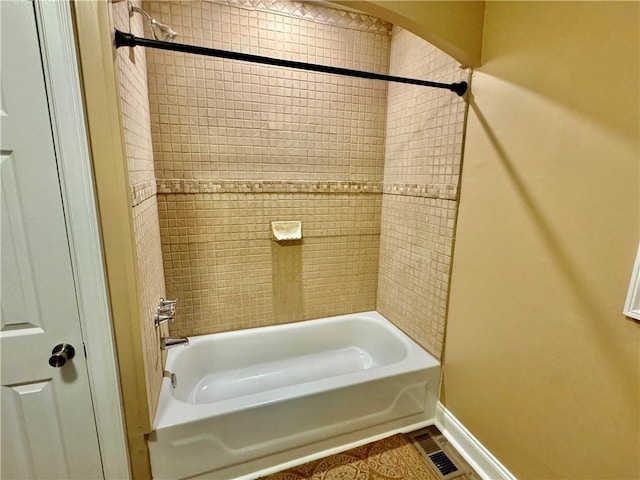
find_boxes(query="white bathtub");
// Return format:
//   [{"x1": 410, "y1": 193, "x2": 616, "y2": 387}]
[{"x1": 148, "y1": 311, "x2": 441, "y2": 479}]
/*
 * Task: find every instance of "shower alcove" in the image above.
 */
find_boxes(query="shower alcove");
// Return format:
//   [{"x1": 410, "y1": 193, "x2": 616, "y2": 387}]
[{"x1": 100, "y1": 0, "x2": 473, "y2": 476}]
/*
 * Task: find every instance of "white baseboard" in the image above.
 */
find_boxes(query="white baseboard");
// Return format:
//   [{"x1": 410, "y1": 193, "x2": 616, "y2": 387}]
[{"x1": 435, "y1": 402, "x2": 516, "y2": 480}]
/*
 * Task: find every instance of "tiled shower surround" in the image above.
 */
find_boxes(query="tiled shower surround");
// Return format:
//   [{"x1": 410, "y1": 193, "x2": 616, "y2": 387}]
[
  {"x1": 145, "y1": 0, "x2": 389, "y2": 337},
  {"x1": 140, "y1": 0, "x2": 468, "y2": 359}
]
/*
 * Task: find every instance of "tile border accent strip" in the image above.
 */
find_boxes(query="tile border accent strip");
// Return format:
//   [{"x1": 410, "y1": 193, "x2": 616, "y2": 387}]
[
  {"x1": 131, "y1": 180, "x2": 157, "y2": 207},
  {"x1": 153, "y1": 179, "x2": 460, "y2": 200},
  {"x1": 383, "y1": 183, "x2": 459, "y2": 201},
  {"x1": 208, "y1": 0, "x2": 393, "y2": 34},
  {"x1": 156, "y1": 179, "x2": 383, "y2": 194}
]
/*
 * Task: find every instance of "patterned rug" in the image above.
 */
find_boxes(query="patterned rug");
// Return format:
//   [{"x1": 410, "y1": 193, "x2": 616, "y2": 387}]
[{"x1": 259, "y1": 434, "x2": 439, "y2": 480}]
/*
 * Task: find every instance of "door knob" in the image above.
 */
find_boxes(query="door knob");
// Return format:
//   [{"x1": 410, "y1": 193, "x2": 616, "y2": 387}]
[{"x1": 49, "y1": 343, "x2": 75, "y2": 368}]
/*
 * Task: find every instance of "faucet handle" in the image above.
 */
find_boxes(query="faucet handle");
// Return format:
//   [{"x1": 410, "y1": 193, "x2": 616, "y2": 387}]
[
  {"x1": 154, "y1": 313, "x2": 174, "y2": 326},
  {"x1": 157, "y1": 304, "x2": 175, "y2": 314},
  {"x1": 160, "y1": 298, "x2": 178, "y2": 307},
  {"x1": 154, "y1": 298, "x2": 178, "y2": 327}
]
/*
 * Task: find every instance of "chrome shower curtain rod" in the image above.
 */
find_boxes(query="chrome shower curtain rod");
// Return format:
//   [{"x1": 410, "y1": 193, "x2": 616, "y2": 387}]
[{"x1": 114, "y1": 30, "x2": 468, "y2": 96}]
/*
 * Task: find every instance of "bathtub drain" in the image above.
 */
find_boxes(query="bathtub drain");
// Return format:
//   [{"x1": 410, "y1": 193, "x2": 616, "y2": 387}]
[{"x1": 163, "y1": 370, "x2": 177, "y2": 389}]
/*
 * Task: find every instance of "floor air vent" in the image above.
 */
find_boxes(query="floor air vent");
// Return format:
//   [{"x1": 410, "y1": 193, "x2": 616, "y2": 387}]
[
  {"x1": 412, "y1": 432, "x2": 441, "y2": 455},
  {"x1": 407, "y1": 428, "x2": 466, "y2": 480},
  {"x1": 428, "y1": 451, "x2": 460, "y2": 477}
]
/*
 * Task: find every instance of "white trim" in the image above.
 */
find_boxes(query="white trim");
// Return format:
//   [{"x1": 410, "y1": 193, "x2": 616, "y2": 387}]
[
  {"x1": 623, "y1": 242, "x2": 640, "y2": 321},
  {"x1": 35, "y1": 1, "x2": 130, "y2": 478},
  {"x1": 435, "y1": 402, "x2": 516, "y2": 480}
]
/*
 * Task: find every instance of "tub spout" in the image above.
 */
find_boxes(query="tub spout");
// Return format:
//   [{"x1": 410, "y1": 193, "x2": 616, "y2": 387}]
[{"x1": 160, "y1": 336, "x2": 189, "y2": 350}]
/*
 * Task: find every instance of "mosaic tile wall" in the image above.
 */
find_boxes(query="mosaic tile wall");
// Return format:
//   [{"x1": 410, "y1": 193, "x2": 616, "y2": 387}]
[
  {"x1": 130, "y1": 191, "x2": 168, "y2": 417},
  {"x1": 114, "y1": 4, "x2": 156, "y2": 189},
  {"x1": 112, "y1": 1, "x2": 167, "y2": 423},
  {"x1": 158, "y1": 192, "x2": 380, "y2": 336},
  {"x1": 377, "y1": 195, "x2": 456, "y2": 357},
  {"x1": 144, "y1": 0, "x2": 390, "y2": 182},
  {"x1": 144, "y1": 0, "x2": 390, "y2": 335},
  {"x1": 378, "y1": 28, "x2": 468, "y2": 358},
  {"x1": 384, "y1": 27, "x2": 467, "y2": 190}
]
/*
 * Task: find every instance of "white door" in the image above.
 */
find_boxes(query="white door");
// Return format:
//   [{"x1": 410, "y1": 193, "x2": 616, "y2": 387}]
[{"x1": 1, "y1": 1, "x2": 104, "y2": 478}]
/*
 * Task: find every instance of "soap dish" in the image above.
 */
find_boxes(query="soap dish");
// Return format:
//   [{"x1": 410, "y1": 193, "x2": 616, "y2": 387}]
[{"x1": 271, "y1": 221, "x2": 302, "y2": 241}]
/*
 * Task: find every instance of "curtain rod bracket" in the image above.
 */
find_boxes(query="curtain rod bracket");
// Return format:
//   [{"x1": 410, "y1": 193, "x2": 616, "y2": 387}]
[
  {"x1": 449, "y1": 81, "x2": 468, "y2": 96},
  {"x1": 114, "y1": 29, "x2": 468, "y2": 97},
  {"x1": 115, "y1": 29, "x2": 136, "y2": 48}
]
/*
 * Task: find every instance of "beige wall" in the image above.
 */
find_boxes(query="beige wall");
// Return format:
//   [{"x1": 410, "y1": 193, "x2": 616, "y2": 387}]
[
  {"x1": 146, "y1": 0, "x2": 388, "y2": 335},
  {"x1": 377, "y1": 27, "x2": 468, "y2": 358},
  {"x1": 112, "y1": 1, "x2": 167, "y2": 424},
  {"x1": 443, "y1": 2, "x2": 639, "y2": 479}
]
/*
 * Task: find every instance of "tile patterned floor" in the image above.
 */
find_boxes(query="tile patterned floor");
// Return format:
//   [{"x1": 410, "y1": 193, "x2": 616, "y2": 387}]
[{"x1": 259, "y1": 427, "x2": 481, "y2": 480}]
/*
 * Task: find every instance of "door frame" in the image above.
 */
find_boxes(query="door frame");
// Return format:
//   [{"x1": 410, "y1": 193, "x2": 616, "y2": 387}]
[{"x1": 35, "y1": 1, "x2": 130, "y2": 478}]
